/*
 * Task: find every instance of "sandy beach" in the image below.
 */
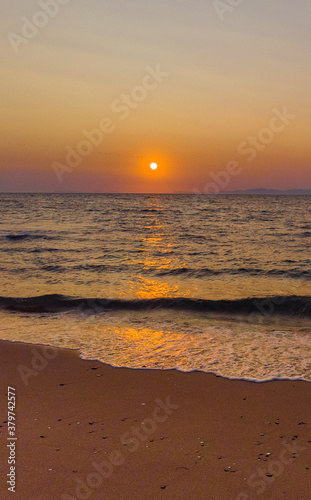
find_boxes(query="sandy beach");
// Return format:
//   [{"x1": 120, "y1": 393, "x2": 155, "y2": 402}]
[{"x1": 0, "y1": 339, "x2": 310, "y2": 499}]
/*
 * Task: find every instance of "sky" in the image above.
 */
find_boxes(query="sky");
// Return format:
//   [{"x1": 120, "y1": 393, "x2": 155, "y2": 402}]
[{"x1": 1, "y1": 0, "x2": 310, "y2": 193}]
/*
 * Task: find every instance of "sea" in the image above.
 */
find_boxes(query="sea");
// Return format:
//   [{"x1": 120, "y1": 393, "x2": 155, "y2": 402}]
[{"x1": 0, "y1": 193, "x2": 310, "y2": 382}]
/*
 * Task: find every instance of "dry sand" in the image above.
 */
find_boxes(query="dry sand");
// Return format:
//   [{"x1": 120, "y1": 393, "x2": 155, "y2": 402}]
[{"x1": 0, "y1": 339, "x2": 310, "y2": 499}]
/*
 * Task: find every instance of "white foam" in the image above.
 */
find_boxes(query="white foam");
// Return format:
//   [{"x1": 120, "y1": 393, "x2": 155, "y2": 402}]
[{"x1": 0, "y1": 309, "x2": 310, "y2": 382}]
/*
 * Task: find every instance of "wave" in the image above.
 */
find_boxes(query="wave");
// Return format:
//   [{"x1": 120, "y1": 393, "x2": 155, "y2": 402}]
[
  {"x1": 5, "y1": 233, "x2": 33, "y2": 241},
  {"x1": 4, "y1": 232, "x2": 53, "y2": 241},
  {"x1": 156, "y1": 267, "x2": 311, "y2": 279},
  {"x1": 141, "y1": 209, "x2": 160, "y2": 213},
  {"x1": 0, "y1": 294, "x2": 310, "y2": 316}
]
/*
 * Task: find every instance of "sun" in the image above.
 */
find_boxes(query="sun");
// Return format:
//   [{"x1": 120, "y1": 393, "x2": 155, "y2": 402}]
[{"x1": 150, "y1": 162, "x2": 158, "y2": 170}]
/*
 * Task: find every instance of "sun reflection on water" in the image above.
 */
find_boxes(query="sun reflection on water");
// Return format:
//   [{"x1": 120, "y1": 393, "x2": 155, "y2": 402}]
[{"x1": 125, "y1": 196, "x2": 198, "y2": 299}]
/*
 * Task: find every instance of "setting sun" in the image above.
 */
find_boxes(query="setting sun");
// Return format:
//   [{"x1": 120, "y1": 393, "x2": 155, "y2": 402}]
[{"x1": 150, "y1": 163, "x2": 158, "y2": 170}]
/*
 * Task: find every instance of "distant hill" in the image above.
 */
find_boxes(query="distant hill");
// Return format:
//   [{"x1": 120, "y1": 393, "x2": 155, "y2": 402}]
[{"x1": 220, "y1": 188, "x2": 311, "y2": 195}]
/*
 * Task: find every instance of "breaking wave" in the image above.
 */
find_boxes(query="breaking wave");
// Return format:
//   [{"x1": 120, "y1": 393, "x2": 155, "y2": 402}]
[{"x1": 0, "y1": 294, "x2": 310, "y2": 316}]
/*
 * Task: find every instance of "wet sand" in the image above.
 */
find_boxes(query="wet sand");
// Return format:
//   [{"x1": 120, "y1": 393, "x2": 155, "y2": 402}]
[{"x1": 0, "y1": 340, "x2": 310, "y2": 499}]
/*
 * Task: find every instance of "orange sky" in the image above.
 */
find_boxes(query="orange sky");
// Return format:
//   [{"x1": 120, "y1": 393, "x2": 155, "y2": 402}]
[{"x1": 1, "y1": 1, "x2": 310, "y2": 192}]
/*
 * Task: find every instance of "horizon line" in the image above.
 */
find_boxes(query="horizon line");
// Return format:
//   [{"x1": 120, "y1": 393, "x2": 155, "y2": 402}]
[{"x1": 0, "y1": 189, "x2": 310, "y2": 195}]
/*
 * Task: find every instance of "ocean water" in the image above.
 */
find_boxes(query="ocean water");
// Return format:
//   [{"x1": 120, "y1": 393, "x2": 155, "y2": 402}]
[{"x1": 0, "y1": 193, "x2": 310, "y2": 381}]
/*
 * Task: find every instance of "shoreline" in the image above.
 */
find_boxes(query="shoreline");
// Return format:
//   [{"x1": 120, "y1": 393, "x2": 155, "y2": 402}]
[
  {"x1": 1, "y1": 339, "x2": 310, "y2": 499},
  {"x1": 2, "y1": 337, "x2": 311, "y2": 385}
]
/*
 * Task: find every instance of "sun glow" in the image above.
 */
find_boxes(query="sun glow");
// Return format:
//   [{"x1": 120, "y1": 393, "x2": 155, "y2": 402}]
[{"x1": 150, "y1": 163, "x2": 158, "y2": 170}]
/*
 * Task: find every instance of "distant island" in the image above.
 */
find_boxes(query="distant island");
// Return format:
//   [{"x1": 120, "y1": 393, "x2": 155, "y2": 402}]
[
  {"x1": 220, "y1": 188, "x2": 311, "y2": 195},
  {"x1": 173, "y1": 188, "x2": 311, "y2": 195}
]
